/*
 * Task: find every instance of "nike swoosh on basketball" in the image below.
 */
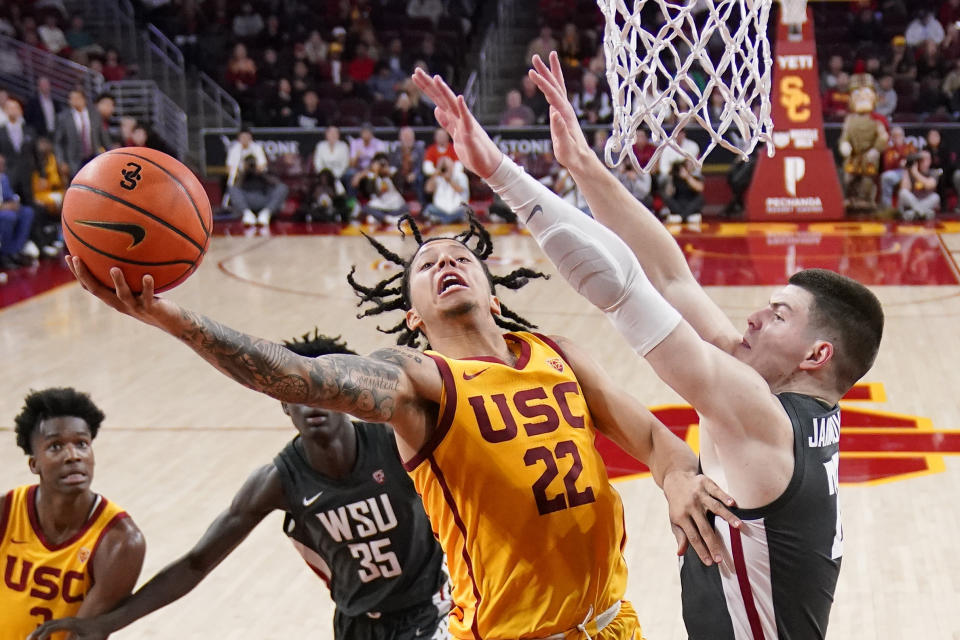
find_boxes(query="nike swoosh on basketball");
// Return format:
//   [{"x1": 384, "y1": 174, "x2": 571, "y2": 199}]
[
  {"x1": 302, "y1": 491, "x2": 324, "y2": 507},
  {"x1": 76, "y1": 220, "x2": 146, "y2": 248},
  {"x1": 463, "y1": 367, "x2": 491, "y2": 380}
]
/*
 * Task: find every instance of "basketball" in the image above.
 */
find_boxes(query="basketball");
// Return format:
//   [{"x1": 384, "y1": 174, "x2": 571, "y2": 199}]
[{"x1": 62, "y1": 147, "x2": 213, "y2": 293}]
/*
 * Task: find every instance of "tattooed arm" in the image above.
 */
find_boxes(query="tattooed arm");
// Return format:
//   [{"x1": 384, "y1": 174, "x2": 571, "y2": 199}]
[
  {"x1": 174, "y1": 308, "x2": 420, "y2": 421},
  {"x1": 64, "y1": 260, "x2": 442, "y2": 442}
]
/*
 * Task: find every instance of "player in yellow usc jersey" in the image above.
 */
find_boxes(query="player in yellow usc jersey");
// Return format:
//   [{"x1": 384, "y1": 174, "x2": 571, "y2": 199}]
[
  {"x1": 59, "y1": 188, "x2": 739, "y2": 635},
  {"x1": 1, "y1": 388, "x2": 145, "y2": 640}
]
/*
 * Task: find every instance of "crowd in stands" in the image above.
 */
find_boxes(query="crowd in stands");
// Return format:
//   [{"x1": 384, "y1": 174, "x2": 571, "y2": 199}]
[
  {"x1": 497, "y1": 0, "x2": 960, "y2": 221},
  {"x1": 4, "y1": 0, "x2": 960, "y2": 268},
  {"x1": 224, "y1": 122, "x2": 479, "y2": 227},
  {"x1": 137, "y1": 0, "x2": 481, "y2": 130},
  {"x1": 0, "y1": 1, "x2": 178, "y2": 278}
]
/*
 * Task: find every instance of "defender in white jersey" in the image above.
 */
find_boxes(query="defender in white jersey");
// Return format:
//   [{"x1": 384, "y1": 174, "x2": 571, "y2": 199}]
[{"x1": 412, "y1": 56, "x2": 884, "y2": 639}]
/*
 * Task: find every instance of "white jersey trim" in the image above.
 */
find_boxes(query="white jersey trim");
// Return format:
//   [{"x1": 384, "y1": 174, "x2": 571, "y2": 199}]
[{"x1": 717, "y1": 518, "x2": 778, "y2": 640}]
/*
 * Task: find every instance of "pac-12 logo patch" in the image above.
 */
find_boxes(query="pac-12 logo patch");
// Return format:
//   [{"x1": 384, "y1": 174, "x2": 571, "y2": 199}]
[
  {"x1": 78, "y1": 547, "x2": 91, "y2": 564},
  {"x1": 546, "y1": 358, "x2": 564, "y2": 373},
  {"x1": 372, "y1": 469, "x2": 385, "y2": 484}
]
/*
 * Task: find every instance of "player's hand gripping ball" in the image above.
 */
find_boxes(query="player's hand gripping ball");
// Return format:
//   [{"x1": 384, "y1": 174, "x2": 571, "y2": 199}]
[{"x1": 62, "y1": 147, "x2": 213, "y2": 293}]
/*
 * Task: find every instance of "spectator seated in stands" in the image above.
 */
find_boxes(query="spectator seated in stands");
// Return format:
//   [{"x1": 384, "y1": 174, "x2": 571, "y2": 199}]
[
  {"x1": 128, "y1": 123, "x2": 169, "y2": 155},
  {"x1": 631, "y1": 128, "x2": 657, "y2": 172},
  {"x1": 944, "y1": 59, "x2": 960, "y2": 113},
  {"x1": 347, "y1": 42, "x2": 376, "y2": 85},
  {"x1": 384, "y1": 37, "x2": 407, "y2": 76},
  {"x1": 527, "y1": 26, "x2": 558, "y2": 63},
  {"x1": 291, "y1": 60, "x2": 314, "y2": 97},
  {"x1": 876, "y1": 74, "x2": 897, "y2": 118},
  {"x1": 31, "y1": 136, "x2": 64, "y2": 215},
  {"x1": 823, "y1": 72, "x2": 851, "y2": 119},
  {"x1": 915, "y1": 75, "x2": 949, "y2": 117},
  {"x1": 888, "y1": 35, "x2": 916, "y2": 83},
  {"x1": 725, "y1": 146, "x2": 760, "y2": 218},
  {"x1": 225, "y1": 43, "x2": 257, "y2": 99},
  {"x1": 101, "y1": 47, "x2": 129, "y2": 82},
  {"x1": 118, "y1": 116, "x2": 137, "y2": 147},
  {"x1": 29, "y1": 136, "x2": 64, "y2": 257},
  {"x1": 354, "y1": 152, "x2": 408, "y2": 223},
  {"x1": 424, "y1": 156, "x2": 469, "y2": 224},
  {"x1": 849, "y1": 8, "x2": 883, "y2": 48},
  {"x1": 294, "y1": 90, "x2": 327, "y2": 129},
  {"x1": 558, "y1": 22, "x2": 584, "y2": 69},
  {"x1": 25, "y1": 76, "x2": 58, "y2": 139},
  {"x1": 571, "y1": 71, "x2": 612, "y2": 124},
  {"x1": 260, "y1": 78, "x2": 296, "y2": 127},
  {"x1": 422, "y1": 128, "x2": 458, "y2": 179},
  {"x1": 389, "y1": 126, "x2": 425, "y2": 203},
  {"x1": 898, "y1": 151, "x2": 940, "y2": 221},
  {"x1": 407, "y1": 0, "x2": 445, "y2": 26},
  {"x1": 915, "y1": 39, "x2": 945, "y2": 82},
  {"x1": 905, "y1": 10, "x2": 945, "y2": 48},
  {"x1": 924, "y1": 128, "x2": 957, "y2": 207},
  {"x1": 391, "y1": 91, "x2": 428, "y2": 127},
  {"x1": 65, "y1": 15, "x2": 101, "y2": 61},
  {"x1": 661, "y1": 158, "x2": 704, "y2": 225},
  {"x1": 520, "y1": 75, "x2": 549, "y2": 125},
  {"x1": 656, "y1": 126, "x2": 699, "y2": 192},
  {"x1": 543, "y1": 159, "x2": 590, "y2": 214},
  {"x1": 614, "y1": 161, "x2": 652, "y2": 209},
  {"x1": 346, "y1": 123, "x2": 387, "y2": 193},
  {"x1": 368, "y1": 61, "x2": 404, "y2": 102},
  {"x1": 95, "y1": 93, "x2": 118, "y2": 149},
  {"x1": 306, "y1": 168, "x2": 351, "y2": 224},
  {"x1": 500, "y1": 89, "x2": 536, "y2": 126},
  {"x1": 313, "y1": 126, "x2": 350, "y2": 181},
  {"x1": 880, "y1": 126, "x2": 915, "y2": 209},
  {"x1": 412, "y1": 34, "x2": 453, "y2": 81},
  {"x1": 500, "y1": 89, "x2": 536, "y2": 127},
  {"x1": 257, "y1": 47, "x2": 283, "y2": 87},
  {"x1": 226, "y1": 128, "x2": 288, "y2": 226},
  {"x1": 0, "y1": 153, "x2": 36, "y2": 270},
  {"x1": 0, "y1": 97, "x2": 37, "y2": 213},
  {"x1": 38, "y1": 13, "x2": 70, "y2": 57},
  {"x1": 302, "y1": 29, "x2": 328, "y2": 66},
  {"x1": 55, "y1": 89, "x2": 104, "y2": 179},
  {"x1": 232, "y1": 2, "x2": 265, "y2": 42}
]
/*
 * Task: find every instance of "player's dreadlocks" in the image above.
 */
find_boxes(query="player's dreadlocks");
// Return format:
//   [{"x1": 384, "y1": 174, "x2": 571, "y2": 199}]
[
  {"x1": 347, "y1": 212, "x2": 549, "y2": 348},
  {"x1": 283, "y1": 328, "x2": 357, "y2": 358}
]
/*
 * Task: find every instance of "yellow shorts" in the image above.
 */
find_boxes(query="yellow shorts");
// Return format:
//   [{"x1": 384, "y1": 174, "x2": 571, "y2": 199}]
[{"x1": 555, "y1": 600, "x2": 643, "y2": 640}]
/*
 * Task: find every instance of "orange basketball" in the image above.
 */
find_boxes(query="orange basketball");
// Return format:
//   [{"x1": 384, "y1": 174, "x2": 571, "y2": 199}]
[{"x1": 62, "y1": 147, "x2": 213, "y2": 293}]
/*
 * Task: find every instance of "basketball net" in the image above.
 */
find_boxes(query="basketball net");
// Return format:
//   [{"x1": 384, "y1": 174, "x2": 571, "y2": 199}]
[
  {"x1": 780, "y1": 0, "x2": 809, "y2": 30},
  {"x1": 598, "y1": 0, "x2": 777, "y2": 172}
]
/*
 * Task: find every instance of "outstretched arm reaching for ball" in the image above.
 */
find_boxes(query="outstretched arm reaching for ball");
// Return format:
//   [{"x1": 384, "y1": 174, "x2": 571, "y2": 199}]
[
  {"x1": 526, "y1": 53, "x2": 742, "y2": 353},
  {"x1": 64, "y1": 256, "x2": 440, "y2": 456}
]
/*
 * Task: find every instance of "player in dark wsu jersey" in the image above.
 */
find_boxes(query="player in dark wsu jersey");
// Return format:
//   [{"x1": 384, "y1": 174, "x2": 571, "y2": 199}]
[
  {"x1": 30, "y1": 331, "x2": 450, "y2": 640},
  {"x1": 680, "y1": 392, "x2": 843, "y2": 639}
]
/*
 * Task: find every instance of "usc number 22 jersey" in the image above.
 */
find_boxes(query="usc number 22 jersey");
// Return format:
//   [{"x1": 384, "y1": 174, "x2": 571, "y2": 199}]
[{"x1": 406, "y1": 332, "x2": 629, "y2": 639}]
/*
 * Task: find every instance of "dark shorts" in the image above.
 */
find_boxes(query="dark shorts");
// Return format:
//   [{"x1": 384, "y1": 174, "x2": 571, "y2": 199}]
[{"x1": 334, "y1": 588, "x2": 451, "y2": 640}]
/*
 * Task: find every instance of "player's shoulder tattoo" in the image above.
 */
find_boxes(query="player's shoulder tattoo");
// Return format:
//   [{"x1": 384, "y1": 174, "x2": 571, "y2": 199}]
[{"x1": 370, "y1": 346, "x2": 425, "y2": 368}]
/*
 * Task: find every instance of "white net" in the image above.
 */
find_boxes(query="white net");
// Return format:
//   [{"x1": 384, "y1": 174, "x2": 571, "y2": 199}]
[
  {"x1": 780, "y1": 0, "x2": 809, "y2": 26},
  {"x1": 599, "y1": 0, "x2": 775, "y2": 172}
]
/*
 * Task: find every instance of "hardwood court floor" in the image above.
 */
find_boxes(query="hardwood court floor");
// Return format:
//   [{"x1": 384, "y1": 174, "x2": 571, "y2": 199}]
[{"x1": 2, "y1": 222, "x2": 959, "y2": 639}]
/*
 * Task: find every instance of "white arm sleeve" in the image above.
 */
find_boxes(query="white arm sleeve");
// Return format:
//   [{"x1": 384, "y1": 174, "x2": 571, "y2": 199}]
[{"x1": 486, "y1": 155, "x2": 681, "y2": 355}]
